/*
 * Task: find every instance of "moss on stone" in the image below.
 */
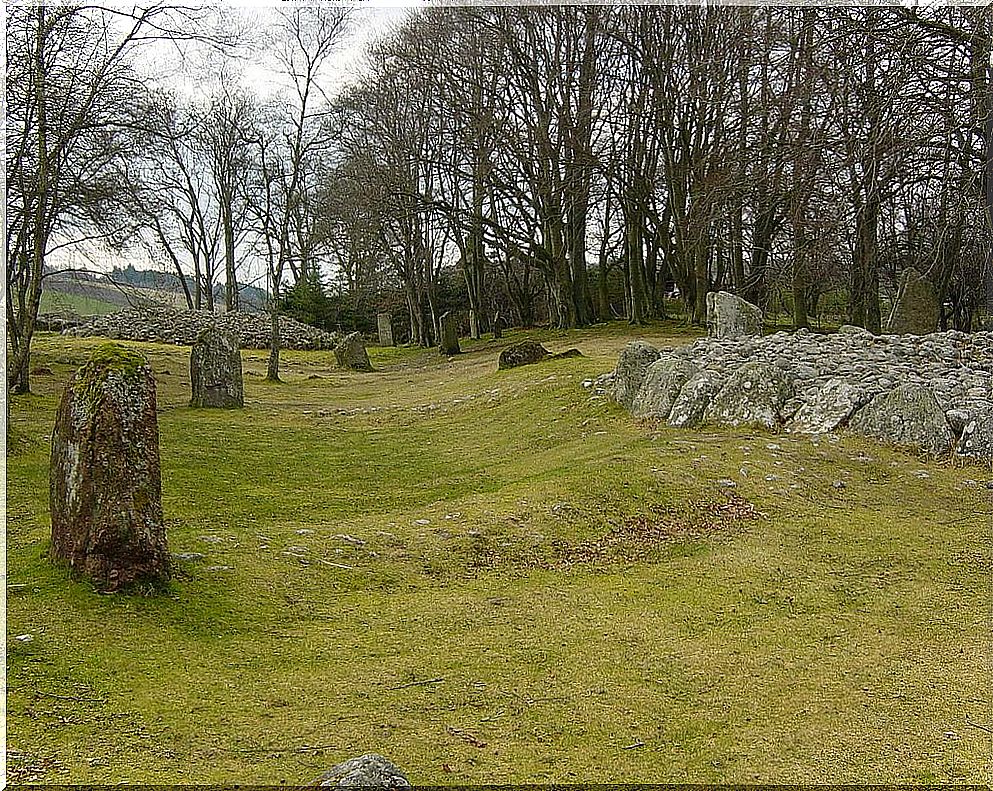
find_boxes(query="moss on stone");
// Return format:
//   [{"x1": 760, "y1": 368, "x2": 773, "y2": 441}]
[{"x1": 72, "y1": 343, "x2": 149, "y2": 411}]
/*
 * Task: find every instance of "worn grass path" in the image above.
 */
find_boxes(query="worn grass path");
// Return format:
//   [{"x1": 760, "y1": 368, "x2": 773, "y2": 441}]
[{"x1": 5, "y1": 323, "x2": 991, "y2": 784}]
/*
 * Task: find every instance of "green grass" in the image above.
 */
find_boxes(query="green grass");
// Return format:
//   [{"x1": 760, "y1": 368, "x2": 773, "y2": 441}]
[
  {"x1": 39, "y1": 290, "x2": 120, "y2": 316},
  {"x1": 6, "y1": 323, "x2": 991, "y2": 784}
]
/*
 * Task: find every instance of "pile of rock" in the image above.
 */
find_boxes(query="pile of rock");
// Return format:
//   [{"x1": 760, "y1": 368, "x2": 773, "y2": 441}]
[
  {"x1": 65, "y1": 306, "x2": 339, "y2": 350},
  {"x1": 602, "y1": 327, "x2": 993, "y2": 462}
]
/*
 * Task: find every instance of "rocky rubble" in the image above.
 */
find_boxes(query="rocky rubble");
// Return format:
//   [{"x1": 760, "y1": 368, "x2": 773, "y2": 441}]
[
  {"x1": 601, "y1": 327, "x2": 993, "y2": 462},
  {"x1": 65, "y1": 306, "x2": 339, "y2": 350}
]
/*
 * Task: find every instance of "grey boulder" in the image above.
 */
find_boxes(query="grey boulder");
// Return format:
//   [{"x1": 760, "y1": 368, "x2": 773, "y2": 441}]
[
  {"x1": 667, "y1": 369, "x2": 726, "y2": 428},
  {"x1": 632, "y1": 357, "x2": 699, "y2": 419},
  {"x1": 314, "y1": 754, "x2": 410, "y2": 788},
  {"x1": 613, "y1": 341, "x2": 659, "y2": 410},
  {"x1": 788, "y1": 378, "x2": 871, "y2": 434},
  {"x1": 848, "y1": 383, "x2": 954, "y2": 456},
  {"x1": 703, "y1": 361, "x2": 794, "y2": 428}
]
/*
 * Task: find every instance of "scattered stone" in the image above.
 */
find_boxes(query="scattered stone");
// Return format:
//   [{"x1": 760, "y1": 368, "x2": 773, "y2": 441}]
[
  {"x1": 377, "y1": 312, "x2": 394, "y2": 347},
  {"x1": 189, "y1": 328, "x2": 244, "y2": 408},
  {"x1": 439, "y1": 312, "x2": 460, "y2": 356},
  {"x1": 848, "y1": 383, "x2": 954, "y2": 456},
  {"x1": 706, "y1": 291, "x2": 763, "y2": 339},
  {"x1": 49, "y1": 344, "x2": 170, "y2": 590},
  {"x1": 703, "y1": 361, "x2": 794, "y2": 428},
  {"x1": 550, "y1": 348, "x2": 583, "y2": 360},
  {"x1": 832, "y1": 480, "x2": 846, "y2": 489},
  {"x1": 886, "y1": 267, "x2": 939, "y2": 335},
  {"x1": 498, "y1": 340, "x2": 551, "y2": 370},
  {"x1": 172, "y1": 552, "x2": 206, "y2": 562},
  {"x1": 788, "y1": 378, "x2": 871, "y2": 434},
  {"x1": 631, "y1": 357, "x2": 699, "y2": 419},
  {"x1": 613, "y1": 341, "x2": 660, "y2": 410},
  {"x1": 14, "y1": 634, "x2": 33, "y2": 643},
  {"x1": 67, "y1": 306, "x2": 338, "y2": 350},
  {"x1": 313, "y1": 754, "x2": 410, "y2": 788},
  {"x1": 334, "y1": 332, "x2": 373, "y2": 372}
]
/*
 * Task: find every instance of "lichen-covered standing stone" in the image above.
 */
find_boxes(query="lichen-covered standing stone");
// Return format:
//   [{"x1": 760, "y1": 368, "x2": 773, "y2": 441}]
[
  {"x1": 632, "y1": 357, "x2": 699, "y2": 419},
  {"x1": 377, "y1": 312, "x2": 394, "y2": 347},
  {"x1": 49, "y1": 344, "x2": 170, "y2": 590},
  {"x1": 613, "y1": 341, "x2": 660, "y2": 410},
  {"x1": 335, "y1": 332, "x2": 373, "y2": 371},
  {"x1": 848, "y1": 382, "x2": 953, "y2": 456},
  {"x1": 706, "y1": 291, "x2": 764, "y2": 339},
  {"x1": 190, "y1": 327, "x2": 243, "y2": 408},
  {"x1": 313, "y1": 754, "x2": 410, "y2": 787}
]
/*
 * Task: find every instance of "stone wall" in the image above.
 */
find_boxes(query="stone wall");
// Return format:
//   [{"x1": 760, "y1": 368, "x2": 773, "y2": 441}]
[
  {"x1": 601, "y1": 327, "x2": 993, "y2": 462},
  {"x1": 64, "y1": 307, "x2": 339, "y2": 350}
]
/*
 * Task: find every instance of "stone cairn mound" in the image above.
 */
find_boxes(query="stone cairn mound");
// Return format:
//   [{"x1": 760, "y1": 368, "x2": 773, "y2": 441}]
[
  {"x1": 49, "y1": 343, "x2": 171, "y2": 590},
  {"x1": 65, "y1": 306, "x2": 339, "y2": 350},
  {"x1": 597, "y1": 327, "x2": 993, "y2": 462}
]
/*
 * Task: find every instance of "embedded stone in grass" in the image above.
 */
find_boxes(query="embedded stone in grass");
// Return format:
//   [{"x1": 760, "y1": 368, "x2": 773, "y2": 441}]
[
  {"x1": 335, "y1": 331, "x2": 373, "y2": 371},
  {"x1": 49, "y1": 343, "x2": 170, "y2": 590},
  {"x1": 498, "y1": 340, "x2": 551, "y2": 369},
  {"x1": 703, "y1": 361, "x2": 794, "y2": 428},
  {"x1": 313, "y1": 753, "x2": 410, "y2": 787},
  {"x1": 632, "y1": 357, "x2": 699, "y2": 419},
  {"x1": 613, "y1": 341, "x2": 660, "y2": 410},
  {"x1": 848, "y1": 382, "x2": 953, "y2": 456},
  {"x1": 189, "y1": 327, "x2": 243, "y2": 408}
]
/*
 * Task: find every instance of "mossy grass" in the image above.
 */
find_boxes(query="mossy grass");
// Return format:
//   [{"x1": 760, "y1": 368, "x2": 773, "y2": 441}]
[{"x1": 6, "y1": 324, "x2": 990, "y2": 784}]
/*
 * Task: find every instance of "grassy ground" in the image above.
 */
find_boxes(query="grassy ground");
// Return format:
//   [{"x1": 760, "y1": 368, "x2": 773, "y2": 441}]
[
  {"x1": 39, "y1": 290, "x2": 120, "y2": 316},
  {"x1": 5, "y1": 322, "x2": 992, "y2": 784}
]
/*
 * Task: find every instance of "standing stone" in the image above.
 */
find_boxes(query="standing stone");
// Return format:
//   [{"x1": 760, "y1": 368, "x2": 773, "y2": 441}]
[
  {"x1": 313, "y1": 754, "x2": 410, "y2": 788},
  {"x1": 334, "y1": 332, "x2": 373, "y2": 371},
  {"x1": 492, "y1": 311, "x2": 504, "y2": 339},
  {"x1": 49, "y1": 344, "x2": 170, "y2": 590},
  {"x1": 885, "y1": 267, "x2": 939, "y2": 335},
  {"x1": 190, "y1": 327, "x2": 243, "y2": 408},
  {"x1": 706, "y1": 291, "x2": 764, "y2": 339},
  {"x1": 439, "y1": 312, "x2": 460, "y2": 355},
  {"x1": 613, "y1": 341, "x2": 659, "y2": 410},
  {"x1": 377, "y1": 312, "x2": 395, "y2": 347},
  {"x1": 848, "y1": 383, "x2": 954, "y2": 456}
]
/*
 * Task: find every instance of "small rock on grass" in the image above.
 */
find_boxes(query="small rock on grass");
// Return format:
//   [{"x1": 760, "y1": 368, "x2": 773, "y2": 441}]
[{"x1": 313, "y1": 753, "x2": 410, "y2": 787}]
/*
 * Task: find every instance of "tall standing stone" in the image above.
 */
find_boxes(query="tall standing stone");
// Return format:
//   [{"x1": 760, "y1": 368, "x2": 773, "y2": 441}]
[
  {"x1": 377, "y1": 312, "x2": 395, "y2": 347},
  {"x1": 190, "y1": 327, "x2": 243, "y2": 408},
  {"x1": 49, "y1": 344, "x2": 170, "y2": 590},
  {"x1": 885, "y1": 267, "x2": 939, "y2": 335},
  {"x1": 439, "y1": 312, "x2": 461, "y2": 355},
  {"x1": 706, "y1": 291, "x2": 764, "y2": 338}
]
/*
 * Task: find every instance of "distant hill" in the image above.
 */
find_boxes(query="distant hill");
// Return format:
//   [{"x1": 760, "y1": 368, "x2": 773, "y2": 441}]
[{"x1": 41, "y1": 266, "x2": 268, "y2": 316}]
